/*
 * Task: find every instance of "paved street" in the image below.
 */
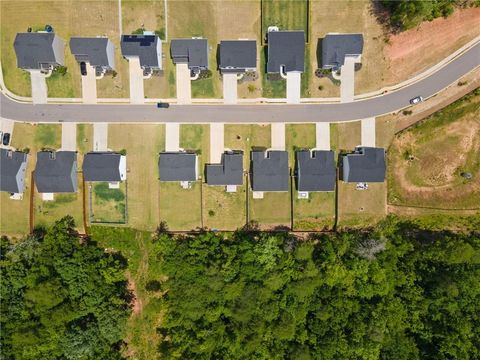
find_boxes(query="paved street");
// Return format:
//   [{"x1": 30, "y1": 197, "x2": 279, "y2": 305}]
[{"x1": 1, "y1": 42, "x2": 479, "y2": 124}]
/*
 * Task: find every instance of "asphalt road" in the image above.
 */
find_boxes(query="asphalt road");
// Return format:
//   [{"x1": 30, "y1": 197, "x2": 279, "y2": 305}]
[{"x1": 1, "y1": 42, "x2": 479, "y2": 124}]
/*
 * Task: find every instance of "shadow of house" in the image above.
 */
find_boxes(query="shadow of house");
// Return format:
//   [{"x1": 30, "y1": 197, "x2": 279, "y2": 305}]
[{"x1": 316, "y1": 38, "x2": 323, "y2": 70}]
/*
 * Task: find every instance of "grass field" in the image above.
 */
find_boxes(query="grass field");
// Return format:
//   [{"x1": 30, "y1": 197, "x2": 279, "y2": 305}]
[
  {"x1": 76, "y1": 124, "x2": 93, "y2": 154},
  {"x1": 285, "y1": 124, "x2": 316, "y2": 163},
  {"x1": 293, "y1": 192, "x2": 335, "y2": 230},
  {"x1": 90, "y1": 181, "x2": 127, "y2": 224},
  {"x1": 159, "y1": 182, "x2": 202, "y2": 230},
  {"x1": 180, "y1": 124, "x2": 209, "y2": 168},
  {"x1": 330, "y1": 121, "x2": 361, "y2": 154},
  {"x1": 388, "y1": 92, "x2": 480, "y2": 209},
  {"x1": 262, "y1": 0, "x2": 308, "y2": 39},
  {"x1": 35, "y1": 124, "x2": 62, "y2": 149},
  {"x1": 108, "y1": 124, "x2": 165, "y2": 230},
  {"x1": 249, "y1": 189, "x2": 291, "y2": 229},
  {"x1": 225, "y1": 124, "x2": 271, "y2": 169},
  {"x1": 203, "y1": 184, "x2": 247, "y2": 230}
]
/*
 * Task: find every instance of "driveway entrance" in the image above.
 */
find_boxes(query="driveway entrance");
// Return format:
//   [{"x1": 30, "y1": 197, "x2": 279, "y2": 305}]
[
  {"x1": 340, "y1": 57, "x2": 356, "y2": 103},
  {"x1": 210, "y1": 123, "x2": 224, "y2": 163},
  {"x1": 286, "y1": 72, "x2": 301, "y2": 104},
  {"x1": 29, "y1": 70, "x2": 47, "y2": 104},
  {"x1": 361, "y1": 117, "x2": 376, "y2": 147},
  {"x1": 222, "y1": 73, "x2": 237, "y2": 104},
  {"x1": 176, "y1": 63, "x2": 192, "y2": 104},
  {"x1": 93, "y1": 123, "x2": 108, "y2": 151},
  {"x1": 81, "y1": 63, "x2": 97, "y2": 104},
  {"x1": 315, "y1": 122, "x2": 331, "y2": 150},
  {"x1": 128, "y1": 57, "x2": 145, "y2": 104}
]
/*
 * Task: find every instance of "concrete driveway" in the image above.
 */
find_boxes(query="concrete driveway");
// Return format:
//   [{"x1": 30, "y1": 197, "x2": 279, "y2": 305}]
[
  {"x1": 286, "y1": 72, "x2": 301, "y2": 104},
  {"x1": 128, "y1": 57, "x2": 145, "y2": 104},
  {"x1": 29, "y1": 70, "x2": 47, "y2": 104},
  {"x1": 271, "y1": 123, "x2": 285, "y2": 150},
  {"x1": 93, "y1": 123, "x2": 108, "y2": 151},
  {"x1": 81, "y1": 63, "x2": 97, "y2": 104},
  {"x1": 361, "y1": 117, "x2": 376, "y2": 147},
  {"x1": 223, "y1": 73, "x2": 238, "y2": 104},
  {"x1": 60, "y1": 122, "x2": 76, "y2": 151},
  {"x1": 340, "y1": 57, "x2": 356, "y2": 103},
  {"x1": 315, "y1": 122, "x2": 330, "y2": 150},
  {"x1": 176, "y1": 63, "x2": 192, "y2": 104},
  {"x1": 165, "y1": 123, "x2": 180, "y2": 151},
  {"x1": 210, "y1": 123, "x2": 224, "y2": 163}
]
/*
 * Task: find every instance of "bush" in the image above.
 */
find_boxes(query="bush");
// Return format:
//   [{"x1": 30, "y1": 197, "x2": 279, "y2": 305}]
[
  {"x1": 208, "y1": 210, "x2": 215, "y2": 217},
  {"x1": 155, "y1": 29, "x2": 165, "y2": 40},
  {"x1": 197, "y1": 70, "x2": 212, "y2": 80},
  {"x1": 119, "y1": 149, "x2": 127, "y2": 155},
  {"x1": 53, "y1": 65, "x2": 67, "y2": 76},
  {"x1": 145, "y1": 280, "x2": 162, "y2": 292},
  {"x1": 402, "y1": 109, "x2": 413, "y2": 115},
  {"x1": 132, "y1": 27, "x2": 144, "y2": 35},
  {"x1": 247, "y1": 84, "x2": 256, "y2": 93},
  {"x1": 318, "y1": 85, "x2": 324, "y2": 91}
]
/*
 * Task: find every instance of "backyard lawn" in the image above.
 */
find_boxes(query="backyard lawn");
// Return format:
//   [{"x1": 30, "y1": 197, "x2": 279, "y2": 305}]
[
  {"x1": 249, "y1": 190, "x2": 291, "y2": 229},
  {"x1": 90, "y1": 182, "x2": 127, "y2": 224},
  {"x1": 293, "y1": 192, "x2": 335, "y2": 231},
  {"x1": 261, "y1": 0, "x2": 308, "y2": 39},
  {"x1": 159, "y1": 182, "x2": 202, "y2": 231},
  {"x1": 203, "y1": 185, "x2": 247, "y2": 230}
]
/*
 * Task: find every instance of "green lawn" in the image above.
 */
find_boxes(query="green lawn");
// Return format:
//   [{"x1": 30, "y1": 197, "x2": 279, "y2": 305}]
[
  {"x1": 224, "y1": 124, "x2": 271, "y2": 169},
  {"x1": 203, "y1": 184, "x2": 247, "y2": 230},
  {"x1": 262, "y1": 0, "x2": 309, "y2": 40},
  {"x1": 76, "y1": 124, "x2": 93, "y2": 154},
  {"x1": 90, "y1": 182, "x2": 127, "y2": 224},
  {"x1": 159, "y1": 182, "x2": 202, "y2": 231},
  {"x1": 293, "y1": 192, "x2": 335, "y2": 231},
  {"x1": 180, "y1": 124, "x2": 209, "y2": 169},
  {"x1": 0, "y1": 192, "x2": 30, "y2": 238},
  {"x1": 249, "y1": 189, "x2": 291, "y2": 229},
  {"x1": 285, "y1": 124, "x2": 316, "y2": 164},
  {"x1": 35, "y1": 124, "x2": 62, "y2": 149},
  {"x1": 260, "y1": 47, "x2": 286, "y2": 98}
]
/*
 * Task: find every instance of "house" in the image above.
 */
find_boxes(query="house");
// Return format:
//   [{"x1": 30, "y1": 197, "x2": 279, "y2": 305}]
[
  {"x1": 69, "y1": 37, "x2": 115, "y2": 71},
  {"x1": 205, "y1": 152, "x2": 243, "y2": 189},
  {"x1": 266, "y1": 30, "x2": 304, "y2": 74},
  {"x1": 14, "y1": 32, "x2": 65, "y2": 70},
  {"x1": 250, "y1": 150, "x2": 289, "y2": 192},
  {"x1": 82, "y1": 152, "x2": 126, "y2": 182},
  {"x1": 295, "y1": 150, "x2": 336, "y2": 192},
  {"x1": 321, "y1": 33, "x2": 364, "y2": 70},
  {"x1": 219, "y1": 40, "x2": 256, "y2": 74},
  {"x1": 342, "y1": 147, "x2": 385, "y2": 183},
  {"x1": 159, "y1": 152, "x2": 198, "y2": 182},
  {"x1": 34, "y1": 151, "x2": 77, "y2": 193},
  {"x1": 0, "y1": 149, "x2": 28, "y2": 195},
  {"x1": 121, "y1": 34, "x2": 162, "y2": 71},
  {"x1": 170, "y1": 39, "x2": 209, "y2": 72}
]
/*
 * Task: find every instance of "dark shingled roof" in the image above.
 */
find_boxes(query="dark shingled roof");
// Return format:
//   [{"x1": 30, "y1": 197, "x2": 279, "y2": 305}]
[
  {"x1": 34, "y1": 151, "x2": 77, "y2": 193},
  {"x1": 14, "y1": 32, "x2": 64, "y2": 69},
  {"x1": 219, "y1": 40, "x2": 256, "y2": 73},
  {"x1": 159, "y1": 152, "x2": 197, "y2": 181},
  {"x1": 342, "y1": 147, "x2": 385, "y2": 183},
  {"x1": 267, "y1": 31, "x2": 305, "y2": 73},
  {"x1": 170, "y1": 39, "x2": 209, "y2": 69},
  {"x1": 121, "y1": 35, "x2": 160, "y2": 67},
  {"x1": 0, "y1": 149, "x2": 28, "y2": 193},
  {"x1": 296, "y1": 150, "x2": 336, "y2": 192},
  {"x1": 83, "y1": 152, "x2": 124, "y2": 182},
  {"x1": 251, "y1": 150, "x2": 289, "y2": 192},
  {"x1": 322, "y1": 33, "x2": 364, "y2": 68},
  {"x1": 69, "y1": 37, "x2": 111, "y2": 67},
  {"x1": 206, "y1": 152, "x2": 244, "y2": 185}
]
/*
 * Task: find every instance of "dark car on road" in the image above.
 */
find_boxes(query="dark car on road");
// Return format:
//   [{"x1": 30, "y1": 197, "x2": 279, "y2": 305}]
[
  {"x1": 2, "y1": 133, "x2": 11, "y2": 146},
  {"x1": 80, "y1": 62, "x2": 87, "y2": 76},
  {"x1": 157, "y1": 102, "x2": 170, "y2": 109}
]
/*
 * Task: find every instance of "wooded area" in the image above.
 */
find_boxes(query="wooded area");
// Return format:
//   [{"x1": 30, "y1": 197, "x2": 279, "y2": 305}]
[{"x1": 1, "y1": 216, "x2": 479, "y2": 359}]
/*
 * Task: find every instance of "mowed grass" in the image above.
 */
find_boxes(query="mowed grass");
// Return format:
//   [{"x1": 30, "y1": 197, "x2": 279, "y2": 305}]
[
  {"x1": 35, "y1": 124, "x2": 62, "y2": 149},
  {"x1": 203, "y1": 184, "x2": 247, "y2": 230},
  {"x1": 76, "y1": 124, "x2": 93, "y2": 154},
  {"x1": 224, "y1": 124, "x2": 271, "y2": 169},
  {"x1": 285, "y1": 124, "x2": 316, "y2": 164},
  {"x1": 388, "y1": 92, "x2": 480, "y2": 209},
  {"x1": 0, "y1": 1, "x2": 127, "y2": 98},
  {"x1": 90, "y1": 182, "x2": 127, "y2": 223},
  {"x1": 293, "y1": 192, "x2": 335, "y2": 231},
  {"x1": 180, "y1": 124, "x2": 209, "y2": 168},
  {"x1": 262, "y1": 0, "x2": 308, "y2": 37},
  {"x1": 108, "y1": 124, "x2": 165, "y2": 230},
  {"x1": 159, "y1": 182, "x2": 202, "y2": 230},
  {"x1": 330, "y1": 121, "x2": 361, "y2": 154},
  {"x1": 249, "y1": 189, "x2": 291, "y2": 229}
]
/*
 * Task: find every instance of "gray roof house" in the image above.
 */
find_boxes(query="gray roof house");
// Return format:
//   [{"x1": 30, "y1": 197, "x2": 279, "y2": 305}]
[
  {"x1": 170, "y1": 39, "x2": 209, "y2": 71},
  {"x1": 296, "y1": 150, "x2": 336, "y2": 192},
  {"x1": 159, "y1": 152, "x2": 198, "y2": 182},
  {"x1": 322, "y1": 33, "x2": 364, "y2": 69},
  {"x1": 121, "y1": 34, "x2": 162, "y2": 70},
  {"x1": 250, "y1": 150, "x2": 289, "y2": 192},
  {"x1": 219, "y1": 40, "x2": 256, "y2": 74},
  {"x1": 206, "y1": 152, "x2": 243, "y2": 186},
  {"x1": 267, "y1": 31, "x2": 305, "y2": 74},
  {"x1": 342, "y1": 147, "x2": 386, "y2": 183},
  {"x1": 14, "y1": 32, "x2": 65, "y2": 70},
  {"x1": 34, "y1": 151, "x2": 77, "y2": 193},
  {"x1": 0, "y1": 149, "x2": 28, "y2": 194},
  {"x1": 69, "y1": 37, "x2": 115, "y2": 71},
  {"x1": 83, "y1": 152, "x2": 126, "y2": 182}
]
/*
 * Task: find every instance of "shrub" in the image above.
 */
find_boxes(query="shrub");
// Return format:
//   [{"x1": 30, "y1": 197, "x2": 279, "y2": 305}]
[
  {"x1": 247, "y1": 84, "x2": 256, "y2": 93},
  {"x1": 145, "y1": 280, "x2": 162, "y2": 292},
  {"x1": 208, "y1": 210, "x2": 215, "y2": 217}
]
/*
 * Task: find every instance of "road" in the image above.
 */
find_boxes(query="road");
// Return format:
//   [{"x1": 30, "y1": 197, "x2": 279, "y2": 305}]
[{"x1": 1, "y1": 42, "x2": 479, "y2": 124}]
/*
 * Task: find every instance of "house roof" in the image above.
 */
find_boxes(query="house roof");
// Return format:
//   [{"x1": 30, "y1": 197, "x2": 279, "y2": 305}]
[
  {"x1": 296, "y1": 150, "x2": 336, "y2": 192},
  {"x1": 69, "y1": 37, "x2": 111, "y2": 67},
  {"x1": 342, "y1": 147, "x2": 385, "y2": 183},
  {"x1": 206, "y1": 152, "x2": 244, "y2": 185},
  {"x1": 170, "y1": 39, "x2": 209, "y2": 68},
  {"x1": 34, "y1": 151, "x2": 77, "y2": 193},
  {"x1": 251, "y1": 150, "x2": 289, "y2": 191},
  {"x1": 322, "y1": 33, "x2": 364, "y2": 68},
  {"x1": 14, "y1": 32, "x2": 63, "y2": 69},
  {"x1": 0, "y1": 149, "x2": 28, "y2": 193},
  {"x1": 267, "y1": 31, "x2": 305, "y2": 73},
  {"x1": 219, "y1": 40, "x2": 256, "y2": 71},
  {"x1": 83, "y1": 152, "x2": 123, "y2": 182},
  {"x1": 159, "y1": 152, "x2": 197, "y2": 181},
  {"x1": 121, "y1": 35, "x2": 160, "y2": 67}
]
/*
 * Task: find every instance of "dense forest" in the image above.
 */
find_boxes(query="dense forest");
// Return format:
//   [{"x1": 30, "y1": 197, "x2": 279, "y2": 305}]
[
  {"x1": 1, "y1": 216, "x2": 479, "y2": 359},
  {"x1": 381, "y1": 0, "x2": 478, "y2": 30}
]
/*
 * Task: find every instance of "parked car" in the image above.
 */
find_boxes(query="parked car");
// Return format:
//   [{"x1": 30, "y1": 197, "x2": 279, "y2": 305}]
[
  {"x1": 356, "y1": 182, "x2": 368, "y2": 190},
  {"x1": 80, "y1": 62, "x2": 87, "y2": 76},
  {"x1": 2, "y1": 133, "x2": 11, "y2": 146},
  {"x1": 157, "y1": 102, "x2": 170, "y2": 109},
  {"x1": 0, "y1": 131, "x2": 3, "y2": 143},
  {"x1": 409, "y1": 96, "x2": 423, "y2": 105}
]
